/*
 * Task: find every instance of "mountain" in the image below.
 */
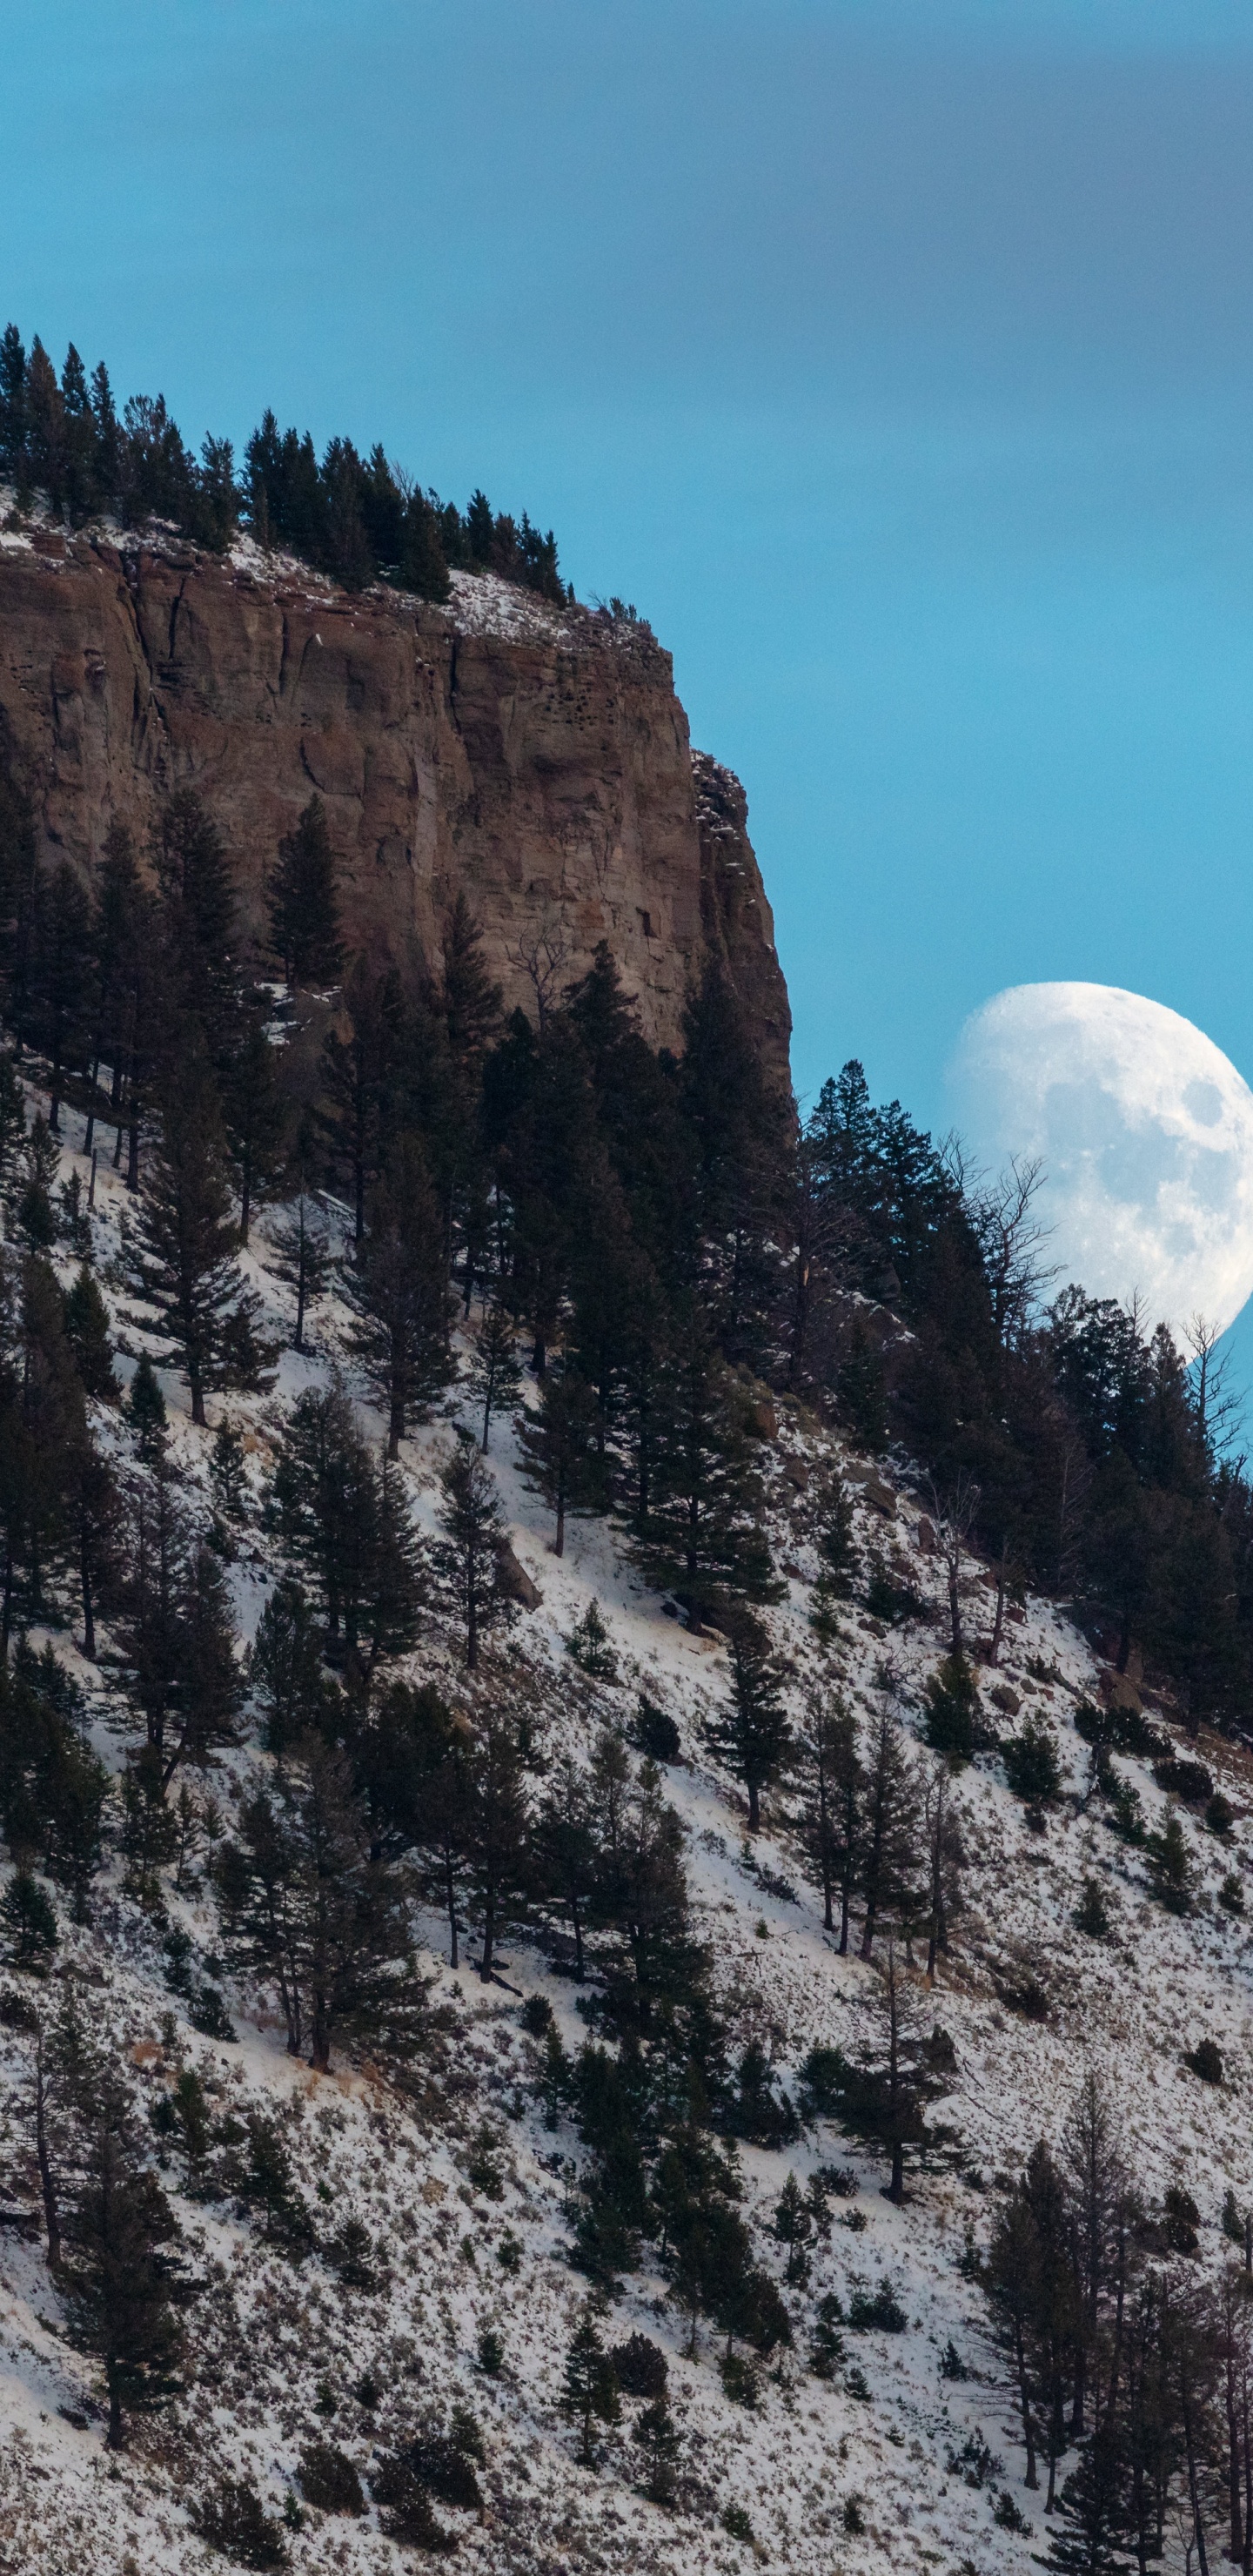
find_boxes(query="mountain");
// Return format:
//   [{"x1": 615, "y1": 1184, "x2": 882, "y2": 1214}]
[{"x1": 0, "y1": 519, "x2": 790, "y2": 1077}]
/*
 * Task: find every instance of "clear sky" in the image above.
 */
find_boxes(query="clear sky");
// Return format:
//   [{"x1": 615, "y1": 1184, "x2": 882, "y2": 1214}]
[{"x1": 5, "y1": 0, "x2": 1253, "y2": 1351}]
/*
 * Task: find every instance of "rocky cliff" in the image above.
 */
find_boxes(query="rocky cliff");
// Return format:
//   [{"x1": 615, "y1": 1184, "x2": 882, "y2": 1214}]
[{"x1": 0, "y1": 521, "x2": 791, "y2": 1076}]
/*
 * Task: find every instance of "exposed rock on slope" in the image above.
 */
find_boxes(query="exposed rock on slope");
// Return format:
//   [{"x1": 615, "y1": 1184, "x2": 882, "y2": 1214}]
[{"x1": 0, "y1": 526, "x2": 790, "y2": 1071}]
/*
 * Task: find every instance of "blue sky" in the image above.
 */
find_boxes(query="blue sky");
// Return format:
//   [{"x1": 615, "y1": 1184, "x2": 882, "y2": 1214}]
[{"x1": 5, "y1": 0, "x2": 1253, "y2": 1359}]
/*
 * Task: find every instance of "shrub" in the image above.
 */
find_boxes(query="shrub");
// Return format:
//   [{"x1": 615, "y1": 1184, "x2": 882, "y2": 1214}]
[
  {"x1": 845, "y1": 2364, "x2": 872, "y2": 2400},
  {"x1": 372, "y1": 2454, "x2": 453, "y2": 2552},
  {"x1": 995, "y1": 2491, "x2": 1030, "y2": 2532},
  {"x1": 631, "y1": 1694, "x2": 681, "y2": 1764},
  {"x1": 194, "y1": 2480, "x2": 289, "y2": 2568},
  {"x1": 721, "y1": 2503, "x2": 754, "y2": 2542},
  {"x1": 325, "y1": 2217, "x2": 381, "y2": 2290},
  {"x1": 1074, "y1": 1876, "x2": 1109, "y2": 1938},
  {"x1": 496, "y1": 2230, "x2": 522, "y2": 2273},
  {"x1": 1163, "y1": 2185, "x2": 1200, "y2": 2255},
  {"x1": 923, "y1": 1656, "x2": 980, "y2": 1768},
  {"x1": 1183, "y1": 2038, "x2": 1223, "y2": 2086},
  {"x1": 519, "y1": 1993, "x2": 553, "y2": 2037},
  {"x1": 842, "y1": 2497, "x2": 866, "y2": 2534},
  {"x1": 1, "y1": 1871, "x2": 57, "y2": 1972},
  {"x1": 948, "y1": 2431, "x2": 1002, "y2": 2489},
  {"x1": 1002, "y1": 1715, "x2": 1062, "y2": 1806},
  {"x1": 940, "y1": 2338, "x2": 970, "y2": 2380},
  {"x1": 848, "y1": 2278, "x2": 907, "y2": 2333},
  {"x1": 466, "y1": 2126, "x2": 505, "y2": 2199},
  {"x1": 1220, "y1": 1871, "x2": 1246, "y2": 1916},
  {"x1": 1149, "y1": 1813, "x2": 1193, "y2": 1915},
  {"x1": 1153, "y1": 1757, "x2": 1213, "y2": 1804},
  {"x1": 864, "y1": 1564, "x2": 925, "y2": 1627},
  {"x1": 565, "y1": 1600, "x2": 618, "y2": 1680},
  {"x1": 719, "y1": 2352, "x2": 761, "y2": 2408},
  {"x1": 809, "y1": 2292, "x2": 846, "y2": 2378},
  {"x1": 297, "y1": 2444, "x2": 365, "y2": 2516},
  {"x1": 476, "y1": 2324, "x2": 505, "y2": 2377},
  {"x1": 610, "y1": 2332, "x2": 668, "y2": 2398},
  {"x1": 1205, "y1": 1792, "x2": 1236, "y2": 1837},
  {"x1": 798, "y1": 2046, "x2": 844, "y2": 2119}
]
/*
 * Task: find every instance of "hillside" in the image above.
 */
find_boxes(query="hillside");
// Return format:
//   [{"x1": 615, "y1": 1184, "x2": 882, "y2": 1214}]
[{"x1": 0, "y1": 1083, "x2": 1247, "y2": 2576}]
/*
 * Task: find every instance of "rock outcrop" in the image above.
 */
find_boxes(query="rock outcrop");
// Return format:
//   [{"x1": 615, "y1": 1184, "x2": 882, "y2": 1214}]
[{"x1": 0, "y1": 525, "x2": 791, "y2": 1076}]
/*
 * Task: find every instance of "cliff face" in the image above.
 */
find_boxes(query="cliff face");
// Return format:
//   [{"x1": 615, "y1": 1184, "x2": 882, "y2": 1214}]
[{"x1": 0, "y1": 526, "x2": 790, "y2": 1077}]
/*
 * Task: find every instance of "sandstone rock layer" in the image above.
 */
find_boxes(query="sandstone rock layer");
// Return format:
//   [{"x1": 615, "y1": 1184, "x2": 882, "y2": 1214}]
[{"x1": 0, "y1": 532, "x2": 790, "y2": 1076}]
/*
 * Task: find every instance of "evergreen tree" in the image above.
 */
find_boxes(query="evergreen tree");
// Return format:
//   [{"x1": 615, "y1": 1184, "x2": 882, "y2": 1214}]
[
  {"x1": 318, "y1": 956, "x2": 405, "y2": 1244},
  {"x1": 27, "y1": 859, "x2": 93, "y2": 1130},
  {"x1": 0, "y1": 1052, "x2": 24, "y2": 1208},
  {"x1": 63, "y1": 1263, "x2": 115, "y2": 1400},
  {"x1": 268, "y1": 796, "x2": 344, "y2": 989},
  {"x1": 271, "y1": 1380, "x2": 422, "y2": 1667},
  {"x1": 154, "y1": 789, "x2": 241, "y2": 1056},
  {"x1": 633, "y1": 2397, "x2": 680, "y2": 2506},
  {"x1": 533, "y1": 1752, "x2": 598, "y2": 1982},
  {"x1": 638, "y1": 1325, "x2": 776, "y2": 1633},
  {"x1": 922, "y1": 1758, "x2": 963, "y2": 1978},
  {"x1": 858, "y1": 1707, "x2": 920, "y2": 1958},
  {"x1": 14, "y1": 1112, "x2": 59, "y2": 1250},
  {"x1": 221, "y1": 1010, "x2": 289, "y2": 1244},
  {"x1": 348, "y1": 1132, "x2": 451, "y2": 1455},
  {"x1": 823, "y1": 1943, "x2": 955, "y2": 2203},
  {"x1": 468, "y1": 1302, "x2": 522, "y2": 1453},
  {"x1": 265, "y1": 1190, "x2": 332, "y2": 1354},
  {"x1": 710, "y1": 1610, "x2": 791, "y2": 1833},
  {"x1": 250, "y1": 1577, "x2": 338, "y2": 1756},
  {"x1": 923, "y1": 1654, "x2": 981, "y2": 1768},
  {"x1": 560, "y1": 2310, "x2": 622, "y2": 2464},
  {"x1": 1, "y1": 1868, "x2": 58, "y2": 1971},
  {"x1": 437, "y1": 1438, "x2": 506, "y2": 1672},
  {"x1": 464, "y1": 1697, "x2": 531, "y2": 1982},
  {"x1": 126, "y1": 1352, "x2": 168, "y2": 1459},
  {"x1": 125, "y1": 1041, "x2": 265, "y2": 1426},
  {"x1": 60, "y1": 2091, "x2": 186, "y2": 2448},
  {"x1": 792, "y1": 1686, "x2": 861, "y2": 1946},
  {"x1": 515, "y1": 1354, "x2": 602, "y2": 1556}
]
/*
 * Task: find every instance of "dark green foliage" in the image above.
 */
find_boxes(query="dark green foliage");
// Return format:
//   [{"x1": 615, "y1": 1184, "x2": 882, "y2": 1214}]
[
  {"x1": 630, "y1": 1694, "x2": 681, "y2": 1764},
  {"x1": 517, "y1": 1358, "x2": 604, "y2": 1557},
  {"x1": 193, "y1": 2480, "x2": 289, "y2": 2569},
  {"x1": 1161, "y1": 2184, "x2": 1200, "y2": 2253},
  {"x1": 1147, "y1": 1810, "x2": 1193, "y2": 1914},
  {"x1": 297, "y1": 2443, "x2": 365, "y2": 2515},
  {"x1": 726, "y1": 2038, "x2": 799, "y2": 2149},
  {"x1": 1, "y1": 1868, "x2": 57, "y2": 1969},
  {"x1": 1205, "y1": 1789, "x2": 1235, "y2": 1835},
  {"x1": 820, "y1": 1949, "x2": 955, "y2": 2203},
  {"x1": 1219, "y1": 1869, "x2": 1245, "y2": 1915},
  {"x1": 922, "y1": 1654, "x2": 981, "y2": 1768},
  {"x1": 265, "y1": 1192, "x2": 332, "y2": 1356},
  {"x1": 633, "y1": 2394, "x2": 680, "y2": 2506},
  {"x1": 347, "y1": 1134, "x2": 451, "y2": 1455},
  {"x1": 710, "y1": 1611, "x2": 791, "y2": 1833},
  {"x1": 125, "y1": 1040, "x2": 266, "y2": 1427},
  {"x1": 250, "y1": 1578, "x2": 338, "y2": 1755},
  {"x1": 610, "y1": 2331, "x2": 668, "y2": 2398},
  {"x1": 371, "y1": 2452, "x2": 453, "y2": 2552},
  {"x1": 269, "y1": 798, "x2": 344, "y2": 989},
  {"x1": 127, "y1": 1352, "x2": 167, "y2": 1458},
  {"x1": 63, "y1": 1265, "x2": 115, "y2": 1399},
  {"x1": 271, "y1": 1381, "x2": 421, "y2": 1671},
  {"x1": 60, "y1": 2095, "x2": 186, "y2": 2448},
  {"x1": 467, "y1": 1303, "x2": 521, "y2": 1455},
  {"x1": 721, "y1": 2504, "x2": 755, "y2": 2543},
  {"x1": 847, "y1": 2277, "x2": 907, "y2": 2332},
  {"x1": 809, "y1": 2291, "x2": 847, "y2": 2378},
  {"x1": 560, "y1": 2311, "x2": 621, "y2": 2462},
  {"x1": 565, "y1": 1599, "x2": 618, "y2": 1680},
  {"x1": 0, "y1": 1647, "x2": 109, "y2": 1917},
  {"x1": 477, "y1": 2324, "x2": 506, "y2": 2376},
  {"x1": 1152, "y1": 1755, "x2": 1212, "y2": 1804},
  {"x1": 1074, "y1": 1875, "x2": 1109, "y2": 1938},
  {"x1": 1002, "y1": 1714, "x2": 1062, "y2": 1806},
  {"x1": 436, "y1": 1439, "x2": 505, "y2": 1673},
  {"x1": 1183, "y1": 2036, "x2": 1223, "y2": 2084}
]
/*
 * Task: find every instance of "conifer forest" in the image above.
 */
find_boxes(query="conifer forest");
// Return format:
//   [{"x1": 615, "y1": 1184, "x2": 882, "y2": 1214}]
[{"x1": 0, "y1": 372, "x2": 1249, "y2": 2576}]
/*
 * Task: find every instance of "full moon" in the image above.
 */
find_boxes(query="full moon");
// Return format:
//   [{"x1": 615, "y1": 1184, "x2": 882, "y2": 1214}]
[{"x1": 946, "y1": 983, "x2": 1253, "y2": 1338}]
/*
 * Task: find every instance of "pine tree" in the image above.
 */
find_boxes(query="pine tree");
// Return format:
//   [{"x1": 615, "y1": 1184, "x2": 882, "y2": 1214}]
[
  {"x1": 792, "y1": 1686, "x2": 861, "y2": 1945},
  {"x1": 0, "y1": 1052, "x2": 24, "y2": 1208},
  {"x1": 126, "y1": 1352, "x2": 168, "y2": 1459},
  {"x1": 209, "y1": 1414, "x2": 250, "y2": 1534},
  {"x1": 468, "y1": 1302, "x2": 521, "y2": 1453},
  {"x1": 271, "y1": 1380, "x2": 421, "y2": 1665},
  {"x1": 1, "y1": 1868, "x2": 58, "y2": 1971},
  {"x1": 318, "y1": 956, "x2": 405, "y2": 1244},
  {"x1": 516, "y1": 1355, "x2": 602, "y2": 1556},
  {"x1": 922, "y1": 1758, "x2": 963, "y2": 1978},
  {"x1": 268, "y1": 796, "x2": 343, "y2": 989},
  {"x1": 823, "y1": 1942, "x2": 955, "y2": 2203},
  {"x1": 154, "y1": 789, "x2": 241, "y2": 1055},
  {"x1": 250, "y1": 1577, "x2": 338, "y2": 1755},
  {"x1": 437, "y1": 1438, "x2": 505, "y2": 1671},
  {"x1": 14, "y1": 1112, "x2": 59, "y2": 1250},
  {"x1": 63, "y1": 1263, "x2": 115, "y2": 1399},
  {"x1": 560, "y1": 2310, "x2": 621, "y2": 2464},
  {"x1": 348, "y1": 1133, "x2": 450, "y2": 1455},
  {"x1": 125, "y1": 1041, "x2": 265, "y2": 1426},
  {"x1": 710, "y1": 1610, "x2": 791, "y2": 1832},
  {"x1": 60, "y1": 2091, "x2": 186, "y2": 2448},
  {"x1": 633, "y1": 2397, "x2": 680, "y2": 2506},
  {"x1": 265, "y1": 1190, "x2": 332, "y2": 1354},
  {"x1": 923, "y1": 1653, "x2": 981, "y2": 1768},
  {"x1": 638, "y1": 1325, "x2": 776, "y2": 1632},
  {"x1": 221, "y1": 1011, "x2": 289, "y2": 1244},
  {"x1": 858, "y1": 1707, "x2": 920, "y2": 1958},
  {"x1": 533, "y1": 1753, "x2": 598, "y2": 1981},
  {"x1": 27, "y1": 860, "x2": 93, "y2": 1131},
  {"x1": 464, "y1": 1697, "x2": 531, "y2": 1981}
]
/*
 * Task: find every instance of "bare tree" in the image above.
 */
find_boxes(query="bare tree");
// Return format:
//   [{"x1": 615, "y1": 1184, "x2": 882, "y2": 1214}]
[
  {"x1": 511, "y1": 909, "x2": 570, "y2": 1032},
  {"x1": 1185, "y1": 1314, "x2": 1241, "y2": 1461},
  {"x1": 967, "y1": 1154, "x2": 1056, "y2": 1347},
  {"x1": 925, "y1": 1472, "x2": 982, "y2": 1659}
]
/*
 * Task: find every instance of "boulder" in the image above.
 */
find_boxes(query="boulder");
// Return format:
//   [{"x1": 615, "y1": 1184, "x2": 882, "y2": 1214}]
[
  {"x1": 915, "y1": 1515, "x2": 937, "y2": 1553},
  {"x1": 990, "y1": 1685, "x2": 1022, "y2": 1718},
  {"x1": 496, "y1": 1545, "x2": 541, "y2": 1611},
  {"x1": 1100, "y1": 1672, "x2": 1142, "y2": 1717},
  {"x1": 781, "y1": 1454, "x2": 809, "y2": 1490}
]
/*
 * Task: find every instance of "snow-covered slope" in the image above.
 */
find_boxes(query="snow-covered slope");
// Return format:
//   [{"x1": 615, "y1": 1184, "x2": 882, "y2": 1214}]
[{"x1": 0, "y1": 1097, "x2": 1248, "y2": 2576}]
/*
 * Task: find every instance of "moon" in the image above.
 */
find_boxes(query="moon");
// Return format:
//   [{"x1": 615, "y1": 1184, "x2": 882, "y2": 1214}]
[{"x1": 946, "y1": 983, "x2": 1253, "y2": 1338}]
